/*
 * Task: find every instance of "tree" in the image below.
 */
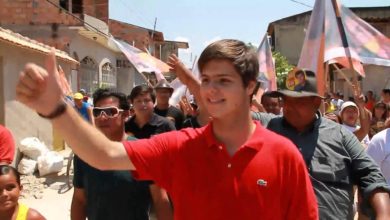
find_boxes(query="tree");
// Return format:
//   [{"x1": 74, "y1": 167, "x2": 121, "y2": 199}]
[{"x1": 273, "y1": 51, "x2": 293, "y2": 89}]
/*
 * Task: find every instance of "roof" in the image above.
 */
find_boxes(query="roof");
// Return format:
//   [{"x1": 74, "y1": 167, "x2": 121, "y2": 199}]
[{"x1": 0, "y1": 27, "x2": 78, "y2": 64}]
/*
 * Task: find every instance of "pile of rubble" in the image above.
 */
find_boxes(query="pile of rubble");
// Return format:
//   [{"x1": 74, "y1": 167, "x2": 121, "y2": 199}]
[{"x1": 20, "y1": 175, "x2": 47, "y2": 199}]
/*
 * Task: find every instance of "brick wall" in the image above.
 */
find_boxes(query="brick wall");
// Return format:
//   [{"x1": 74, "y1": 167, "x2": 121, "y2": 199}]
[
  {"x1": 109, "y1": 19, "x2": 165, "y2": 58},
  {"x1": 84, "y1": 0, "x2": 109, "y2": 24},
  {"x1": 0, "y1": 0, "x2": 82, "y2": 26}
]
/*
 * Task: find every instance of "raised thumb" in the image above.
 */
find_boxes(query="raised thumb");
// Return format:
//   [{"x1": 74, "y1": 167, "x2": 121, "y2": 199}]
[{"x1": 45, "y1": 48, "x2": 58, "y2": 79}]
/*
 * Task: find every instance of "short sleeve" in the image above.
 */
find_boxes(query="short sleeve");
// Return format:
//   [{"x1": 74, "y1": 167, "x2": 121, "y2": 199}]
[{"x1": 0, "y1": 126, "x2": 15, "y2": 164}]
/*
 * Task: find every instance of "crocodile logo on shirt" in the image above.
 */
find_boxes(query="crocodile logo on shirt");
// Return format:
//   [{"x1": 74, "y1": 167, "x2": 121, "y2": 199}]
[{"x1": 257, "y1": 179, "x2": 267, "y2": 186}]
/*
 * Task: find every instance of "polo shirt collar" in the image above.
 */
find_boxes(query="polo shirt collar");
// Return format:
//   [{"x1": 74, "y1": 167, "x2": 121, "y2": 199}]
[{"x1": 204, "y1": 121, "x2": 265, "y2": 151}]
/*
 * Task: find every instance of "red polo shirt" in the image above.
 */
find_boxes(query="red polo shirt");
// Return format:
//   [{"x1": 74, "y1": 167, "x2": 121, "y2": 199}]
[
  {"x1": 124, "y1": 121, "x2": 318, "y2": 220},
  {"x1": 0, "y1": 125, "x2": 15, "y2": 164}
]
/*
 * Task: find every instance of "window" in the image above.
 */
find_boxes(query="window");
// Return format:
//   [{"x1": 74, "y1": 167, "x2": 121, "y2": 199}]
[
  {"x1": 72, "y1": 0, "x2": 83, "y2": 14},
  {"x1": 101, "y1": 63, "x2": 116, "y2": 89}
]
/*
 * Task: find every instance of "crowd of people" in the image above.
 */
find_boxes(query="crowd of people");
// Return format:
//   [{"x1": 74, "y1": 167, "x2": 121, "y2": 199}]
[{"x1": 1, "y1": 39, "x2": 389, "y2": 219}]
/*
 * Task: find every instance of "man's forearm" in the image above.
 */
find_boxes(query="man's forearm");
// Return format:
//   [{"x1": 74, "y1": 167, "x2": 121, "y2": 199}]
[
  {"x1": 354, "y1": 107, "x2": 370, "y2": 142},
  {"x1": 71, "y1": 198, "x2": 86, "y2": 220},
  {"x1": 370, "y1": 190, "x2": 390, "y2": 219},
  {"x1": 51, "y1": 102, "x2": 134, "y2": 170},
  {"x1": 150, "y1": 184, "x2": 173, "y2": 220}
]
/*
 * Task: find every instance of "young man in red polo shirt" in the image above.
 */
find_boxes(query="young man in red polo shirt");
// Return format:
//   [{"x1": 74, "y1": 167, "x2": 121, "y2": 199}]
[{"x1": 16, "y1": 40, "x2": 318, "y2": 219}]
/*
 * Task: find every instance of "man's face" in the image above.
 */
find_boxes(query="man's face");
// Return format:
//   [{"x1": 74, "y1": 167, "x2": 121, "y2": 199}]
[
  {"x1": 155, "y1": 88, "x2": 172, "y2": 105},
  {"x1": 94, "y1": 97, "x2": 125, "y2": 138},
  {"x1": 132, "y1": 93, "x2": 154, "y2": 117},
  {"x1": 382, "y1": 92, "x2": 390, "y2": 103},
  {"x1": 283, "y1": 96, "x2": 321, "y2": 130},
  {"x1": 199, "y1": 59, "x2": 255, "y2": 119},
  {"x1": 74, "y1": 98, "x2": 83, "y2": 106},
  {"x1": 341, "y1": 106, "x2": 358, "y2": 126},
  {"x1": 262, "y1": 96, "x2": 281, "y2": 115}
]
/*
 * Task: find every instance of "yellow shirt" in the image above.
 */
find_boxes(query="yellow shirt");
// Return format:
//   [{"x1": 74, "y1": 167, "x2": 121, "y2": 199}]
[{"x1": 16, "y1": 203, "x2": 29, "y2": 220}]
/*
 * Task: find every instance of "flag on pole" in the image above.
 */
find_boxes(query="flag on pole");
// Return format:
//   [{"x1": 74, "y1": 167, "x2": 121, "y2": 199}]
[
  {"x1": 257, "y1": 33, "x2": 277, "y2": 91},
  {"x1": 110, "y1": 38, "x2": 169, "y2": 82},
  {"x1": 298, "y1": 0, "x2": 390, "y2": 94}
]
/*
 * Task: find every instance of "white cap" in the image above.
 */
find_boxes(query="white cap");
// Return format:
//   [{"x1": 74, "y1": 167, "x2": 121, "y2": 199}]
[{"x1": 340, "y1": 101, "x2": 358, "y2": 115}]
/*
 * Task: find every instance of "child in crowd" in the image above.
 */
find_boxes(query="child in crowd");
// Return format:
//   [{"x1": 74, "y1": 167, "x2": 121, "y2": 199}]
[{"x1": 0, "y1": 165, "x2": 45, "y2": 220}]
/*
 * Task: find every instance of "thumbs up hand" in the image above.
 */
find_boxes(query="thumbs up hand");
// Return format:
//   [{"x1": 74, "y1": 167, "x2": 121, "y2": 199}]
[{"x1": 16, "y1": 48, "x2": 64, "y2": 116}]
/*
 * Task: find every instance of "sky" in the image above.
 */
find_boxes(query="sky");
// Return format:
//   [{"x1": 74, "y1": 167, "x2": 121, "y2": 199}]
[{"x1": 109, "y1": 0, "x2": 389, "y2": 67}]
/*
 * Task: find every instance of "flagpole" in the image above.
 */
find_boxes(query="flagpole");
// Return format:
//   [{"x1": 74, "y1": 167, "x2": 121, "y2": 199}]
[{"x1": 331, "y1": 0, "x2": 360, "y2": 92}]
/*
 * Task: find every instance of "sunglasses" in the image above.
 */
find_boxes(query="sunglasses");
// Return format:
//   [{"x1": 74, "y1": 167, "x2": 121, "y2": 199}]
[{"x1": 93, "y1": 106, "x2": 124, "y2": 118}]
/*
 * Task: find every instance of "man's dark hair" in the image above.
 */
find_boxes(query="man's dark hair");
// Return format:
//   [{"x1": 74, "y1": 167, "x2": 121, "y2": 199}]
[
  {"x1": 261, "y1": 91, "x2": 281, "y2": 105},
  {"x1": 128, "y1": 85, "x2": 156, "y2": 103},
  {"x1": 198, "y1": 39, "x2": 258, "y2": 88},
  {"x1": 0, "y1": 165, "x2": 20, "y2": 185},
  {"x1": 382, "y1": 89, "x2": 390, "y2": 95},
  {"x1": 93, "y1": 88, "x2": 130, "y2": 110}
]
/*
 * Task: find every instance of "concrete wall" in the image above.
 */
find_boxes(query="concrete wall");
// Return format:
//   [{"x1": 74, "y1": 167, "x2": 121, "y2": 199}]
[{"x1": 0, "y1": 41, "x2": 73, "y2": 149}]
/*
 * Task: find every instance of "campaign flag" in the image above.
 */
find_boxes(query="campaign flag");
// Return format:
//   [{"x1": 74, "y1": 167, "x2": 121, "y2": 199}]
[
  {"x1": 298, "y1": 0, "x2": 390, "y2": 94},
  {"x1": 257, "y1": 33, "x2": 277, "y2": 92},
  {"x1": 110, "y1": 37, "x2": 169, "y2": 81}
]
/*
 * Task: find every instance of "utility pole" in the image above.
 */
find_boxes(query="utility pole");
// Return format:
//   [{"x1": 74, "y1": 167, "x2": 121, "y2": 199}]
[{"x1": 150, "y1": 17, "x2": 157, "y2": 56}]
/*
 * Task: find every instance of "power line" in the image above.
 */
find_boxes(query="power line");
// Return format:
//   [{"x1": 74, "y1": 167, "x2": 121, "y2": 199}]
[
  {"x1": 45, "y1": 0, "x2": 111, "y2": 38},
  {"x1": 290, "y1": 0, "x2": 313, "y2": 8}
]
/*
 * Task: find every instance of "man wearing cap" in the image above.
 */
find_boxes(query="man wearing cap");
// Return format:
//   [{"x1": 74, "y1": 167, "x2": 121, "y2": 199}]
[
  {"x1": 339, "y1": 101, "x2": 370, "y2": 146},
  {"x1": 154, "y1": 80, "x2": 185, "y2": 130},
  {"x1": 74, "y1": 92, "x2": 94, "y2": 126},
  {"x1": 262, "y1": 69, "x2": 390, "y2": 219}
]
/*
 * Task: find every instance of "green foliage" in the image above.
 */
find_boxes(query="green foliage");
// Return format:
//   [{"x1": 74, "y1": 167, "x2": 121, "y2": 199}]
[{"x1": 273, "y1": 51, "x2": 293, "y2": 89}]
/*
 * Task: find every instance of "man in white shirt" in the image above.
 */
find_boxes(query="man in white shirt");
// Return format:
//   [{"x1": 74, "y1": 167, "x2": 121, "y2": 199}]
[{"x1": 367, "y1": 128, "x2": 390, "y2": 184}]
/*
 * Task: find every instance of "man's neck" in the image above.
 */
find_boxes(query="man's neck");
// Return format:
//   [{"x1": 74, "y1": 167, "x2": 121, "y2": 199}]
[
  {"x1": 155, "y1": 102, "x2": 169, "y2": 110},
  {"x1": 212, "y1": 111, "x2": 255, "y2": 157},
  {"x1": 134, "y1": 113, "x2": 153, "y2": 128}
]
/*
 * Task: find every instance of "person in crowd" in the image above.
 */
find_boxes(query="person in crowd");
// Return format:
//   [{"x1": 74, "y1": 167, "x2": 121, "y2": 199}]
[
  {"x1": 79, "y1": 89, "x2": 90, "y2": 104},
  {"x1": 260, "y1": 70, "x2": 390, "y2": 219},
  {"x1": 331, "y1": 91, "x2": 345, "y2": 114},
  {"x1": 381, "y1": 89, "x2": 390, "y2": 105},
  {"x1": 0, "y1": 125, "x2": 15, "y2": 165},
  {"x1": 125, "y1": 85, "x2": 176, "y2": 138},
  {"x1": 367, "y1": 127, "x2": 390, "y2": 184},
  {"x1": 16, "y1": 41, "x2": 318, "y2": 219},
  {"x1": 73, "y1": 92, "x2": 94, "y2": 125},
  {"x1": 365, "y1": 90, "x2": 376, "y2": 112},
  {"x1": 339, "y1": 100, "x2": 371, "y2": 146},
  {"x1": 370, "y1": 102, "x2": 389, "y2": 138},
  {"x1": 154, "y1": 80, "x2": 185, "y2": 130},
  {"x1": 260, "y1": 91, "x2": 282, "y2": 115},
  {"x1": 71, "y1": 88, "x2": 172, "y2": 220},
  {"x1": 0, "y1": 165, "x2": 45, "y2": 220}
]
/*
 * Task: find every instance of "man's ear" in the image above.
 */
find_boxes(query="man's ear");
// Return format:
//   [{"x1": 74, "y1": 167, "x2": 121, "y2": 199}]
[{"x1": 246, "y1": 80, "x2": 257, "y2": 96}]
